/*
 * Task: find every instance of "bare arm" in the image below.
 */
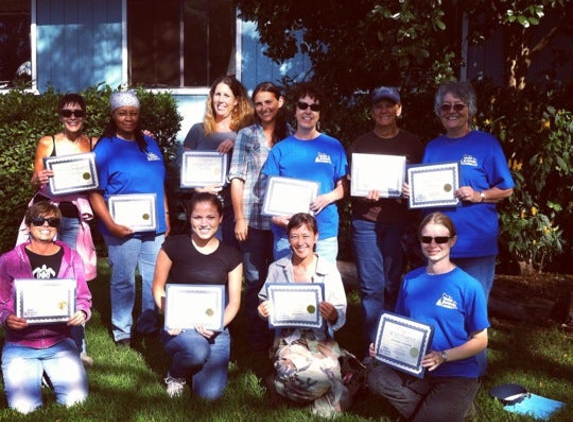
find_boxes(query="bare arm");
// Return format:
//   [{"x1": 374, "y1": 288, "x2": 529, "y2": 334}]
[
  {"x1": 31, "y1": 135, "x2": 55, "y2": 189},
  {"x1": 230, "y1": 178, "x2": 248, "y2": 241},
  {"x1": 424, "y1": 328, "x2": 488, "y2": 372},
  {"x1": 152, "y1": 249, "x2": 172, "y2": 311},
  {"x1": 310, "y1": 177, "x2": 348, "y2": 215}
]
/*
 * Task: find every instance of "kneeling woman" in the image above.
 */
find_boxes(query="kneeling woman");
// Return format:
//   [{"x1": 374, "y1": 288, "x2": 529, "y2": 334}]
[
  {"x1": 257, "y1": 213, "x2": 348, "y2": 417},
  {"x1": 367, "y1": 212, "x2": 489, "y2": 422},
  {"x1": 152, "y1": 193, "x2": 242, "y2": 399}
]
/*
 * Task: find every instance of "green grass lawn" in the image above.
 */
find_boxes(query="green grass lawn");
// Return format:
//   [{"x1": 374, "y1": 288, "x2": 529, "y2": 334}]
[{"x1": 0, "y1": 259, "x2": 571, "y2": 421}]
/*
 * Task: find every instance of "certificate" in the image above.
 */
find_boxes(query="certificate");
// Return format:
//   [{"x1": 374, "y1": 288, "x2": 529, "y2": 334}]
[
  {"x1": 407, "y1": 162, "x2": 460, "y2": 209},
  {"x1": 44, "y1": 152, "x2": 99, "y2": 195},
  {"x1": 351, "y1": 153, "x2": 405, "y2": 198},
  {"x1": 373, "y1": 312, "x2": 434, "y2": 378},
  {"x1": 14, "y1": 278, "x2": 76, "y2": 324},
  {"x1": 266, "y1": 283, "x2": 324, "y2": 329},
  {"x1": 262, "y1": 176, "x2": 319, "y2": 217},
  {"x1": 164, "y1": 284, "x2": 225, "y2": 332},
  {"x1": 108, "y1": 193, "x2": 157, "y2": 232},
  {"x1": 180, "y1": 151, "x2": 227, "y2": 188}
]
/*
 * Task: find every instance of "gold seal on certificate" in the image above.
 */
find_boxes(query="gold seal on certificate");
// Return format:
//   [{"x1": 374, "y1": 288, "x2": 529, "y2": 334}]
[
  {"x1": 14, "y1": 278, "x2": 77, "y2": 324},
  {"x1": 164, "y1": 284, "x2": 225, "y2": 332},
  {"x1": 266, "y1": 283, "x2": 325, "y2": 329},
  {"x1": 180, "y1": 151, "x2": 228, "y2": 188},
  {"x1": 373, "y1": 312, "x2": 434, "y2": 378},
  {"x1": 262, "y1": 176, "x2": 320, "y2": 217},
  {"x1": 43, "y1": 152, "x2": 99, "y2": 195},
  {"x1": 108, "y1": 193, "x2": 157, "y2": 232},
  {"x1": 350, "y1": 153, "x2": 406, "y2": 198},
  {"x1": 407, "y1": 162, "x2": 461, "y2": 209}
]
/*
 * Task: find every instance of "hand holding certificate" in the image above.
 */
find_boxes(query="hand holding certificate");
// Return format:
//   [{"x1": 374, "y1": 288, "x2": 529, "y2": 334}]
[
  {"x1": 108, "y1": 193, "x2": 157, "y2": 232},
  {"x1": 266, "y1": 283, "x2": 324, "y2": 329},
  {"x1": 15, "y1": 279, "x2": 76, "y2": 324},
  {"x1": 180, "y1": 151, "x2": 227, "y2": 188},
  {"x1": 351, "y1": 153, "x2": 405, "y2": 198},
  {"x1": 262, "y1": 176, "x2": 319, "y2": 217},
  {"x1": 373, "y1": 312, "x2": 434, "y2": 378},
  {"x1": 44, "y1": 152, "x2": 99, "y2": 195},
  {"x1": 164, "y1": 284, "x2": 225, "y2": 332},
  {"x1": 407, "y1": 162, "x2": 460, "y2": 209}
]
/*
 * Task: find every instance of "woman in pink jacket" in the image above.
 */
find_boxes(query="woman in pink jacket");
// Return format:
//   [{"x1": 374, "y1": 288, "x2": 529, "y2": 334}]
[{"x1": 0, "y1": 202, "x2": 92, "y2": 414}]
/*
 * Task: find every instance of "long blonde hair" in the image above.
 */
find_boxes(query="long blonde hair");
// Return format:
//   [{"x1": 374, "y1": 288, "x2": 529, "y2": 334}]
[{"x1": 203, "y1": 75, "x2": 254, "y2": 136}]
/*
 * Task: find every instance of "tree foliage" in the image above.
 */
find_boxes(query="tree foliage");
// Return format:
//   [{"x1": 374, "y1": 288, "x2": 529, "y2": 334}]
[{"x1": 235, "y1": 0, "x2": 573, "y2": 272}]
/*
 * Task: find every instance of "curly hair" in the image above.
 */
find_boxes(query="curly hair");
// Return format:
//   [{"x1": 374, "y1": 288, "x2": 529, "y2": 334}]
[{"x1": 203, "y1": 75, "x2": 254, "y2": 136}]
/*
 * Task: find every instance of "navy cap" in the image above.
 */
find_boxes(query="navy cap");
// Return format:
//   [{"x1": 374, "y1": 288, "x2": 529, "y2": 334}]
[{"x1": 371, "y1": 86, "x2": 401, "y2": 104}]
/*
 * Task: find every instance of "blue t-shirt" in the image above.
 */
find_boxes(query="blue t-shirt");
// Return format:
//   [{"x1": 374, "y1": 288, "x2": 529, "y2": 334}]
[
  {"x1": 423, "y1": 130, "x2": 514, "y2": 257},
  {"x1": 261, "y1": 133, "x2": 348, "y2": 240},
  {"x1": 396, "y1": 266, "x2": 489, "y2": 378},
  {"x1": 94, "y1": 135, "x2": 167, "y2": 235}
]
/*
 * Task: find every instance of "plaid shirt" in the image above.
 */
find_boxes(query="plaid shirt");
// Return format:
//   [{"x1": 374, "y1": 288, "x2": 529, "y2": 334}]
[{"x1": 228, "y1": 124, "x2": 275, "y2": 230}]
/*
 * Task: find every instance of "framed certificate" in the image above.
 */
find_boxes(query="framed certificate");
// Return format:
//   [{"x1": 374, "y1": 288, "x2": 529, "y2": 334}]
[
  {"x1": 14, "y1": 278, "x2": 76, "y2": 324},
  {"x1": 44, "y1": 152, "x2": 99, "y2": 195},
  {"x1": 266, "y1": 283, "x2": 324, "y2": 329},
  {"x1": 180, "y1": 151, "x2": 228, "y2": 188},
  {"x1": 373, "y1": 312, "x2": 434, "y2": 378},
  {"x1": 407, "y1": 162, "x2": 460, "y2": 209},
  {"x1": 262, "y1": 176, "x2": 319, "y2": 217},
  {"x1": 351, "y1": 153, "x2": 406, "y2": 198},
  {"x1": 164, "y1": 284, "x2": 225, "y2": 332},
  {"x1": 108, "y1": 193, "x2": 157, "y2": 232}
]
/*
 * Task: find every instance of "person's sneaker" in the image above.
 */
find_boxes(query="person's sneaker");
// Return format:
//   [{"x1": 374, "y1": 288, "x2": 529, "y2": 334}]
[
  {"x1": 116, "y1": 338, "x2": 131, "y2": 348},
  {"x1": 81, "y1": 353, "x2": 94, "y2": 367},
  {"x1": 164, "y1": 375, "x2": 186, "y2": 398}
]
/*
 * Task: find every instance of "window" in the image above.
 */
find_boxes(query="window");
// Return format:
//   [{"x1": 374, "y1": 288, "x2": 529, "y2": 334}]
[
  {"x1": 128, "y1": 0, "x2": 235, "y2": 88},
  {"x1": 0, "y1": 0, "x2": 31, "y2": 88}
]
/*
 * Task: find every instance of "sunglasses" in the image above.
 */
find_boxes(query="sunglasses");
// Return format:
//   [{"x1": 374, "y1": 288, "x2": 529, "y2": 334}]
[
  {"x1": 61, "y1": 109, "x2": 86, "y2": 118},
  {"x1": 439, "y1": 103, "x2": 466, "y2": 113},
  {"x1": 297, "y1": 101, "x2": 320, "y2": 112},
  {"x1": 31, "y1": 216, "x2": 61, "y2": 227},
  {"x1": 420, "y1": 236, "x2": 452, "y2": 244}
]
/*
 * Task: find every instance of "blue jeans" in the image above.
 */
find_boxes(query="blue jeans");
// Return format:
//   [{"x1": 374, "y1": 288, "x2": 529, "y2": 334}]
[
  {"x1": 57, "y1": 216, "x2": 87, "y2": 354},
  {"x1": 160, "y1": 328, "x2": 231, "y2": 400},
  {"x1": 452, "y1": 255, "x2": 496, "y2": 299},
  {"x1": 367, "y1": 363, "x2": 480, "y2": 422},
  {"x1": 273, "y1": 235, "x2": 339, "y2": 264},
  {"x1": 103, "y1": 232, "x2": 164, "y2": 342},
  {"x1": 1, "y1": 339, "x2": 88, "y2": 414},
  {"x1": 351, "y1": 219, "x2": 409, "y2": 344},
  {"x1": 57, "y1": 216, "x2": 80, "y2": 249},
  {"x1": 240, "y1": 228, "x2": 274, "y2": 350}
]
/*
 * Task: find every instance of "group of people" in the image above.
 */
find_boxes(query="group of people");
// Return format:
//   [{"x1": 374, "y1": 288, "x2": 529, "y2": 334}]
[{"x1": 0, "y1": 76, "x2": 514, "y2": 421}]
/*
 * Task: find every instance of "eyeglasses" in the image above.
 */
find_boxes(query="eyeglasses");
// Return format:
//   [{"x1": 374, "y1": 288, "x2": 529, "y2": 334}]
[
  {"x1": 420, "y1": 236, "x2": 452, "y2": 244},
  {"x1": 289, "y1": 234, "x2": 313, "y2": 241},
  {"x1": 297, "y1": 101, "x2": 320, "y2": 112},
  {"x1": 439, "y1": 103, "x2": 466, "y2": 113},
  {"x1": 31, "y1": 216, "x2": 61, "y2": 227},
  {"x1": 61, "y1": 109, "x2": 86, "y2": 118}
]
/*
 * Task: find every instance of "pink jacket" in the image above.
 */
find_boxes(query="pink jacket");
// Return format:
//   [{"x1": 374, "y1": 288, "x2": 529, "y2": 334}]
[
  {"x1": 16, "y1": 191, "x2": 97, "y2": 281},
  {"x1": 0, "y1": 241, "x2": 92, "y2": 348}
]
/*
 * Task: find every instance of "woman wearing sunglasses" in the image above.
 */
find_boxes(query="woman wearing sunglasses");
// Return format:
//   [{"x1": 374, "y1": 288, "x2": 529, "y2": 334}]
[
  {"x1": 25, "y1": 93, "x2": 98, "y2": 365},
  {"x1": 418, "y1": 81, "x2": 514, "y2": 299},
  {"x1": 0, "y1": 202, "x2": 92, "y2": 414},
  {"x1": 261, "y1": 82, "x2": 348, "y2": 263},
  {"x1": 367, "y1": 212, "x2": 489, "y2": 422}
]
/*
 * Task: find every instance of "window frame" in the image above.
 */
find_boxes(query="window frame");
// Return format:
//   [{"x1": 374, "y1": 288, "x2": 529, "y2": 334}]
[{"x1": 122, "y1": 0, "x2": 242, "y2": 94}]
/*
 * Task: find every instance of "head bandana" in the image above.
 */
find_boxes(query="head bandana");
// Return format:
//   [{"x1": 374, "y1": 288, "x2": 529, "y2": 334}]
[{"x1": 110, "y1": 91, "x2": 140, "y2": 112}]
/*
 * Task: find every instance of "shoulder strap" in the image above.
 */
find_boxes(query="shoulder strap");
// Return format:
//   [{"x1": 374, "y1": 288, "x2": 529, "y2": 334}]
[{"x1": 51, "y1": 135, "x2": 57, "y2": 156}]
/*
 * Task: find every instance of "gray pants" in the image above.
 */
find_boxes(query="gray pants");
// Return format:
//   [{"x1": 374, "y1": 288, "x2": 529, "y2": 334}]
[{"x1": 367, "y1": 363, "x2": 479, "y2": 422}]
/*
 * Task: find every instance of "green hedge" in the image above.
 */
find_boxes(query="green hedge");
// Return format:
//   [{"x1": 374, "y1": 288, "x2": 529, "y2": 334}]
[{"x1": 0, "y1": 86, "x2": 181, "y2": 254}]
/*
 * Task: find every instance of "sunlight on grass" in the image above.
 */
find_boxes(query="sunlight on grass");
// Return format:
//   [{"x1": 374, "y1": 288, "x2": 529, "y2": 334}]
[{"x1": 0, "y1": 259, "x2": 571, "y2": 421}]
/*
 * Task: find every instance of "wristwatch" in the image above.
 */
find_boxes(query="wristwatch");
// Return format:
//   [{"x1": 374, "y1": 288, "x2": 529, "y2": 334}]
[
  {"x1": 440, "y1": 351, "x2": 449, "y2": 362},
  {"x1": 480, "y1": 191, "x2": 486, "y2": 202}
]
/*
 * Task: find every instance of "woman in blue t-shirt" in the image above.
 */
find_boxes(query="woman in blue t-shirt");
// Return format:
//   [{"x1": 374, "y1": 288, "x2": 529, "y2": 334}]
[
  {"x1": 152, "y1": 193, "x2": 242, "y2": 400},
  {"x1": 367, "y1": 212, "x2": 489, "y2": 422}
]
